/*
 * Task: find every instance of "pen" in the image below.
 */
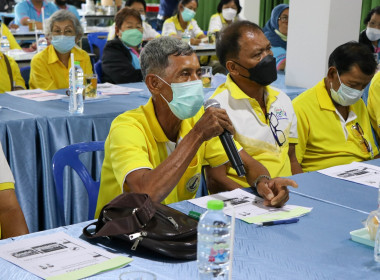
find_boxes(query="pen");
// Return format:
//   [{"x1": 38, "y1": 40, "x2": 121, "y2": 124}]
[{"x1": 259, "y1": 218, "x2": 299, "y2": 226}]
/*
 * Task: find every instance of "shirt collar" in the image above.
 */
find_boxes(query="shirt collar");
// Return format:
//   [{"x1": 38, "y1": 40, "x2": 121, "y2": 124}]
[
  {"x1": 143, "y1": 98, "x2": 170, "y2": 143},
  {"x1": 219, "y1": 13, "x2": 227, "y2": 24},
  {"x1": 173, "y1": 15, "x2": 193, "y2": 32},
  {"x1": 47, "y1": 45, "x2": 83, "y2": 65},
  {"x1": 316, "y1": 79, "x2": 337, "y2": 111}
]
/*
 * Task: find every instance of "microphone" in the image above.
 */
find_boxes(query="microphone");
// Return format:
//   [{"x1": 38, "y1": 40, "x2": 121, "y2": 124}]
[{"x1": 204, "y1": 99, "x2": 246, "y2": 177}]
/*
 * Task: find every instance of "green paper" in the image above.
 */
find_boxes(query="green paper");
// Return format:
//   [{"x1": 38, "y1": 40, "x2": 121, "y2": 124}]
[
  {"x1": 46, "y1": 256, "x2": 133, "y2": 280},
  {"x1": 242, "y1": 207, "x2": 312, "y2": 224}
]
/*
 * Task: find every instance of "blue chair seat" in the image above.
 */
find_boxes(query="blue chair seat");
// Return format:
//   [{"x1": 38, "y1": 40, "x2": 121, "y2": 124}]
[{"x1": 52, "y1": 141, "x2": 105, "y2": 225}]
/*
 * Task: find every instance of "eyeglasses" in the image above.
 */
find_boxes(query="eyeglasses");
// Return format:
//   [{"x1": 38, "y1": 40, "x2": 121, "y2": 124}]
[
  {"x1": 267, "y1": 112, "x2": 286, "y2": 146},
  {"x1": 278, "y1": 16, "x2": 288, "y2": 23},
  {"x1": 351, "y1": 122, "x2": 373, "y2": 158},
  {"x1": 52, "y1": 29, "x2": 75, "y2": 36}
]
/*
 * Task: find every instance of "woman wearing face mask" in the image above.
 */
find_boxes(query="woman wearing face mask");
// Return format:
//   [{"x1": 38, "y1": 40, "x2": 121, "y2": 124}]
[
  {"x1": 107, "y1": 0, "x2": 160, "y2": 42},
  {"x1": 29, "y1": 10, "x2": 92, "y2": 90},
  {"x1": 262, "y1": 4, "x2": 289, "y2": 71},
  {"x1": 359, "y1": 6, "x2": 380, "y2": 59},
  {"x1": 102, "y1": 7, "x2": 143, "y2": 84},
  {"x1": 162, "y1": 0, "x2": 206, "y2": 46},
  {"x1": 208, "y1": 0, "x2": 241, "y2": 33}
]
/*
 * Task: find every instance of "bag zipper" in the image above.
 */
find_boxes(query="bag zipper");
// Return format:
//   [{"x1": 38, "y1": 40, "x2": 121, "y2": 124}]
[
  {"x1": 155, "y1": 210, "x2": 179, "y2": 230},
  {"x1": 131, "y1": 237, "x2": 143, "y2": 250},
  {"x1": 128, "y1": 231, "x2": 147, "y2": 240}
]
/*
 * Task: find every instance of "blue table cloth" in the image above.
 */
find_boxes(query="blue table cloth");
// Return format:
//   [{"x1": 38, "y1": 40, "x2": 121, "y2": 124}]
[{"x1": 0, "y1": 189, "x2": 377, "y2": 279}]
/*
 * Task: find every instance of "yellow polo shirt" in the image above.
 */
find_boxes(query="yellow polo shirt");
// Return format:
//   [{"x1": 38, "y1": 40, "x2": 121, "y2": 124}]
[
  {"x1": 0, "y1": 52, "x2": 26, "y2": 93},
  {"x1": 1, "y1": 23, "x2": 21, "y2": 50},
  {"x1": 292, "y1": 79, "x2": 378, "y2": 172},
  {"x1": 162, "y1": 15, "x2": 204, "y2": 39},
  {"x1": 211, "y1": 75, "x2": 298, "y2": 186},
  {"x1": 29, "y1": 45, "x2": 92, "y2": 90},
  {"x1": 368, "y1": 72, "x2": 380, "y2": 142},
  {"x1": 95, "y1": 98, "x2": 230, "y2": 218}
]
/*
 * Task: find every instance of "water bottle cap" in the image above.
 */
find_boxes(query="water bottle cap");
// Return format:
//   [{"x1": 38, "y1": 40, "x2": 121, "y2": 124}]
[
  {"x1": 207, "y1": 200, "x2": 224, "y2": 210},
  {"x1": 74, "y1": 61, "x2": 80, "y2": 65}
]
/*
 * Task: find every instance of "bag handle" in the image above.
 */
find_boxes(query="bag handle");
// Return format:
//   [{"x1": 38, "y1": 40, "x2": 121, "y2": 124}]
[{"x1": 83, "y1": 193, "x2": 156, "y2": 239}]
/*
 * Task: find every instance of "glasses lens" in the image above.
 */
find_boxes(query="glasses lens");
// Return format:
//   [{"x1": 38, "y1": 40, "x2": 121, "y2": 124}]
[{"x1": 269, "y1": 113, "x2": 279, "y2": 127}]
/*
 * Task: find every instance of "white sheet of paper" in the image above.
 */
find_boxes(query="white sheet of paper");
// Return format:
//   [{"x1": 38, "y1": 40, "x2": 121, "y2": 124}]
[
  {"x1": 97, "y1": 83, "x2": 143, "y2": 95},
  {"x1": 317, "y1": 161, "x2": 380, "y2": 188},
  {"x1": 6, "y1": 89, "x2": 64, "y2": 101},
  {"x1": 0, "y1": 232, "x2": 132, "y2": 280},
  {"x1": 188, "y1": 188, "x2": 312, "y2": 224}
]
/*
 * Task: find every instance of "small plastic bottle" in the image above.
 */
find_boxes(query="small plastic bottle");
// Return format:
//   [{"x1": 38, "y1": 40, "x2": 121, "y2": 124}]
[
  {"x1": 0, "y1": 36, "x2": 10, "y2": 55},
  {"x1": 37, "y1": 35, "x2": 48, "y2": 52},
  {"x1": 197, "y1": 200, "x2": 231, "y2": 280},
  {"x1": 80, "y1": 16, "x2": 87, "y2": 32},
  {"x1": 374, "y1": 187, "x2": 380, "y2": 262},
  {"x1": 68, "y1": 61, "x2": 84, "y2": 114},
  {"x1": 182, "y1": 29, "x2": 191, "y2": 45}
]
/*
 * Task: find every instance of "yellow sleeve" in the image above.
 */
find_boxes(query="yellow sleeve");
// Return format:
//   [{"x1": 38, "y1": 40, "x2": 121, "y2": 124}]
[
  {"x1": 292, "y1": 101, "x2": 308, "y2": 164},
  {"x1": 368, "y1": 74, "x2": 380, "y2": 141},
  {"x1": 29, "y1": 54, "x2": 56, "y2": 90},
  {"x1": 81, "y1": 53, "x2": 93, "y2": 76},
  {"x1": 9, "y1": 56, "x2": 26, "y2": 89},
  {"x1": 2, "y1": 24, "x2": 21, "y2": 50},
  {"x1": 0, "y1": 182, "x2": 14, "y2": 191},
  {"x1": 109, "y1": 124, "x2": 153, "y2": 188}
]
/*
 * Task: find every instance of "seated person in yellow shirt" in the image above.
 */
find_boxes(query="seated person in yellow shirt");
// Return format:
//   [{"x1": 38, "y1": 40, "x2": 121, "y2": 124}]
[
  {"x1": 292, "y1": 42, "x2": 380, "y2": 172},
  {"x1": 95, "y1": 37, "x2": 297, "y2": 217},
  {"x1": 367, "y1": 72, "x2": 380, "y2": 142},
  {"x1": 0, "y1": 142, "x2": 29, "y2": 239},
  {"x1": 0, "y1": 51, "x2": 26, "y2": 93},
  {"x1": 1, "y1": 23, "x2": 22, "y2": 50},
  {"x1": 29, "y1": 10, "x2": 92, "y2": 90},
  {"x1": 206, "y1": 21, "x2": 302, "y2": 192}
]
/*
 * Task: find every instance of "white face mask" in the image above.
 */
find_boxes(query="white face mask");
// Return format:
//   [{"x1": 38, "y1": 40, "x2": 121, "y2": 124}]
[
  {"x1": 222, "y1": 8, "x2": 237, "y2": 21},
  {"x1": 330, "y1": 71, "x2": 364, "y2": 106},
  {"x1": 366, "y1": 27, "x2": 380, "y2": 41}
]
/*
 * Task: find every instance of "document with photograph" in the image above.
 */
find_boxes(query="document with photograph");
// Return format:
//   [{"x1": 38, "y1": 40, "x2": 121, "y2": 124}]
[
  {"x1": 0, "y1": 232, "x2": 132, "y2": 280},
  {"x1": 317, "y1": 161, "x2": 380, "y2": 188},
  {"x1": 188, "y1": 188, "x2": 312, "y2": 224}
]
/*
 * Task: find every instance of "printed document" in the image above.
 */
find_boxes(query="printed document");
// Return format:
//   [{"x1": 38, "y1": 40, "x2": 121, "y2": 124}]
[
  {"x1": 188, "y1": 188, "x2": 312, "y2": 224},
  {"x1": 317, "y1": 161, "x2": 380, "y2": 188},
  {"x1": 6, "y1": 89, "x2": 64, "y2": 101},
  {"x1": 97, "y1": 83, "x2": 143, "y2": 95},
  {"x1": 0, "y1": 232, "x2": 132, "y2": 280}
]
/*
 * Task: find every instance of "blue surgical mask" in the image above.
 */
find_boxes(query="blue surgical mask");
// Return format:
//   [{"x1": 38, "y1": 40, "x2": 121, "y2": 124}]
[
  {"x1": 51, "y1": 35, "x2": 76, "y2": 54},
  {"x1": 330, "y1": 71, "x2": 364, "y2": 106},
  {"x1": 181, "y1": 7, "x2": 196, "y2": 22},
  {"x1": 156, "y1": 75, "x2": 204, "y2": 120}
]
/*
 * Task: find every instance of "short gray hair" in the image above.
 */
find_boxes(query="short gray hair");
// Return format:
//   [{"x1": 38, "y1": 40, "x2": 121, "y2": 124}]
[
  {"x1": 140, "y1": 37, "x2": 194, "y2": 80},
  {"x1": 45, "y1": 10, "x2": 83, "y2": 39}
]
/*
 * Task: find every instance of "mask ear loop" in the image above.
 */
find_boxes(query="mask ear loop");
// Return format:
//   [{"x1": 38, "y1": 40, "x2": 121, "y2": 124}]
[
  {"x1": 231, "y1": 60, "x2": 251, "y2": 80},
  {"x1": 155, "y1": 75, "x2": 171, "y2": 104}
]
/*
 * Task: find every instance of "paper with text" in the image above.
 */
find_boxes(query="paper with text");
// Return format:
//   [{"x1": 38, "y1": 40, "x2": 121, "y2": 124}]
[
  {"x1": 97, "y1": 83, "x2": 143, "y2": 95},
  {"x1": 317, "y1": 161, "x2": 380, "y2": 188},
  {"x1": 6, "y1": 89, "x2": 64, "y2": 101},
  {"x1": 0, "y1": 232, "x2": 132, "y2": 280},
  {"x1": 188, "y1": 188, "x2": 312, "y2": 224}
]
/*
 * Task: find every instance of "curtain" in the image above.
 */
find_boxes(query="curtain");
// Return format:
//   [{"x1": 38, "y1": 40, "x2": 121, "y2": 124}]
[
  {"x1": 194, "y1": 0, "x2": 219, "y2": 31},
  {"x1": 361, "y1": 0, "x2": 380, "y2": 31},
  {"x1": 259, "y1": 0, "x2": 289, "y2": 27}
]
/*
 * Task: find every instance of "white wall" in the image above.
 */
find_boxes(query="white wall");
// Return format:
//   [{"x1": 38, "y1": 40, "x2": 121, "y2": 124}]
[
  {"x1": 285, "y1": 0, "x2": 363, "y2": 88},
  {"x1": 240, "y1": 0, "x2": 260, "y2": 24}
]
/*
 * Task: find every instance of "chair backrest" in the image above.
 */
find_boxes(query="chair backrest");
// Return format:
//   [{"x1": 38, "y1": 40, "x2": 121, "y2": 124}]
[
  {"x1": 52, "y1": 141, "x2": 105, "y2": 224},
  {"x1": 94, "y1": 60, "x2": 102, "y2": 83},
  {"x1": 87, "y1": 32, "x2": 108, "y2": 62},
  {"x1": 20, "y1": 66, "x2": 31, "y2": 89}
]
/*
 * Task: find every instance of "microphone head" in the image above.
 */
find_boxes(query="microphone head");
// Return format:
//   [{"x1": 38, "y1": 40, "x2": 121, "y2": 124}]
[{"x1": 204, "y1": 99, "x2": 220, "y2": 109}]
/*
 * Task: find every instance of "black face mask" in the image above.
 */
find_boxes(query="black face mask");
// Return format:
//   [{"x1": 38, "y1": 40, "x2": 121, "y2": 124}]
[{"x1": 233, "y1": 55, "x2": 277, "y2": 86}]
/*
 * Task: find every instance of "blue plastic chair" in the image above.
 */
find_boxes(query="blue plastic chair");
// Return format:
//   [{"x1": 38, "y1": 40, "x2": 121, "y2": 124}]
[
  {"x1": 20, "y1": 66, "x2": 31, "y2": 89},
  {"x1": 94, "y1": 60, "x2": 102, "y2": 83},
  {"x1": 52, "y1": 141, "x2": 105, "y2": 224},
  {"x1": 87, "y1": 32, "x2": 108, "y2": 63}
]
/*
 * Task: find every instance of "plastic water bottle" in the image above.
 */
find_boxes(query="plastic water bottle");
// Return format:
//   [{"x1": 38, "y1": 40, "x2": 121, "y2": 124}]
[
  {"x1": 197, "y1": 200, "x2": 231, "y2": 279},
  {"x1": 0, "y1": 36, "x2": 10, "y2": 55},
  {"x1": 37, "y1": 35, "x2": 48, "y2": 52},
  {"x1": 80, "y1": 16, "x2": 87, "y2": 32},
  {"x1": 182, "y1": 29, "x2": 191, "y2": 45},
  {"x1": 68, "y1": 61, "x2": 84, "y2": 114},
  {"x1": 374, "y1": 187, "x2": 380, "y2": 262}
]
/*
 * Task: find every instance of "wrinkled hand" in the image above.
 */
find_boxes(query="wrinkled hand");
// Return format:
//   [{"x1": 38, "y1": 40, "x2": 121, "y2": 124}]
[
  {"x1": 256, "y1": 177, "x2": 298, "y2": 208},
  {"x1": 193, "y1": 107, "x2": 235, "y2": 142},
  {"x1": 190, "y1": 38, "x2": 201, "y2": 46}
]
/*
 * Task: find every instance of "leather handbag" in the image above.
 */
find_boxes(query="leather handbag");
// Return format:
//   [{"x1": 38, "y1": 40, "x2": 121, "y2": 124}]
[{"x1": 83, "y1": 193, "x2": 198, "y2": 260}]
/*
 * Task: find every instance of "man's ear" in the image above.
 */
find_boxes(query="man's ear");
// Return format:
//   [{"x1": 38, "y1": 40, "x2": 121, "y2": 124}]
[
  {"x1": 326, "y1": 66, "x2": 337, "y2": 81},
  {"x1": 226, "y1": 60, "x2": 239, "y2": 76},
  {"x1": 145, "y1": 74, "x2": 164, "y2": 97}
]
